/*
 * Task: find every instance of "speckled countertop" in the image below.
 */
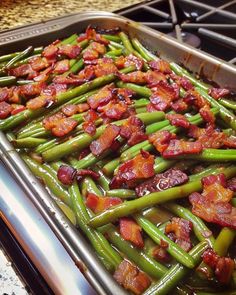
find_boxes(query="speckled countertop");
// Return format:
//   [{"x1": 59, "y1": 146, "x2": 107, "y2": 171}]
[{"x1": 0, "y1": 0, "x2": 142, "y2": 31}]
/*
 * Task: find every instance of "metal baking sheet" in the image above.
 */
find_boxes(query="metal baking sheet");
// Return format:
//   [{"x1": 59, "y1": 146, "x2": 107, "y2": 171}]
[{"x1": 0, "y1": 11, "x2": 236, "y2": 295}]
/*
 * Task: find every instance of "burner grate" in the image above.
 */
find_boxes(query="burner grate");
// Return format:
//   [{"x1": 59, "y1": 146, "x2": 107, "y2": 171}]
[{"x1": 116, "y1": 0, "x2": 236, "y2": 64}]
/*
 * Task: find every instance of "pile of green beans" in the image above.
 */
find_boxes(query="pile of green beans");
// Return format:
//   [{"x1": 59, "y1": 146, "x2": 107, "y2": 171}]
[{"x1": 1, "y1": 27, "x2": 236, "y2": 295}]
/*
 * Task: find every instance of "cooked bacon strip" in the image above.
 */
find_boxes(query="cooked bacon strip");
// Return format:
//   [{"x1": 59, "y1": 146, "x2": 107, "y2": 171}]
[
  {"x1": 97, "y1": 100, "x2": 127, "y2": 119},
  {"x1": 53, "y1": 59, "x2": 70, "y2": 74},
  {"x1": 20, "y1": 82, "x2": 45, "y2": 98},
  {"x1": 76, "y1": 66, "x2": 95, "y2": 81},
  {"x1": 58, "y1": 44, "x2": 82, "y2": 59},
  {"x1": 145, "y1": 71, "x2": 167, "y2": 87},
  {"x1": 76, "y1": 169, "x2": 100, "y2": 181},
  {"x1": 165, "y1": 217, "x2": 193, "y2": 252},
  {"x1": 120, "y1": 116, "x2": 147, "y2": 146},
  {"x1": 189, "y1": 174, "x2": 236, "y2": 229},
  {"x1": 51, "y1": 117, "x2": 78, "y2": 137},
  {"x1": 118, "y1": 71, "x2": 146, "y2": 84},
  {"x1": 115, "y1": 54, "x2": 143, "y2": 71},
  {"x1": 112, "y1": 88, "x2": 134, "y2": 104},
  {"x1": 227, "y1": 177, "x2": 236, "y2": 192},
  {"x1": 33, "y1": 66, "x2": 52, "y2": 82},
  {"x1": 57, "y1": 165, "x2": 77, "y2": 185},
  {"x1": 26, "y1": 95, "x2": 55, "y2": 110},
  {"x1": 28, "y1": 56, "x2": 51, "y2": 71},
  {"x1": 148, "y1": 60, "x2": 172, "y2": 74},
  {"x1": 62, "y1": 103, "x2": 89, "y2": 117},
  {"x1": 9, "y1": 64, "x2": 34, "y2": 78},
  {"x1": 209, "y1": 88, "x2": 230, "y2": 100},
  {"x1": 53, "y1": 75, "x2": 84, "y2": 85},
  {"x1": 166, "y1": 113, "x2": 190, "y2": 129},
  {"x1": 171, "y1": 98, "x2": 188, "y2": 113},
  {"x1": 87, "y1": 85, "x2": 113, "y2": 109},
  {"x1": 0, "y1": 87, "x2": 10, "y2": 102},
  {"x1": 11, "y1": 104, "x2": 26, "y2": 115},
  {"x1": 202, "y1": 248, "x2": 235, "y2": 284},
  {"x1": 110, "y1": 150, "x2": 155, "y2": 189},
  {"x1": 86, "y1": 193, "x2": 122, "y2": 213},
  {"x1": 120, "y1": 217, "x2": 144, "y2": 248},
  {"x1": 83, "y1": 48, "x2": 99, "y2": 61},
  {"x1": 114, "y1": 260, "x2": 151, "y2": 295},
  {"x1": 43, "y1": 112, "x2": 66, "y2": 130},
  {"x1": 184, "y1": 89, "x2": 209, "y2": 109},
  {"x1": 149, "y1": 130, "x2": 176, "y2": 153},
  {"x1": 223, "y1": 135, "x2": 236, "y2": 149},
  {"x1": 170, "y1": 73, "x2": 194, "y2": 91},
  {"x1": 42, "y1": 83, "x2": 67, "y2": 96},
  {"x1": 90, "y1": 124, "x2": 120, "y2": 156},
  {"x1": 82, "y1": 121, "x2": 97, "y2": 136},
  {"x1": 78, "y1": 26, "x2": 109, "y2": 45},
  {"x1": 162, "y1": 139, "x2": 202, "y2": 158},
  {"x1": 150, "y1": 81, "x2": 179, "y2": 111},
  {"x1": 94, "y1": 58, "x2": 117, "y2": 77},
  {"x1": 0, "y1": 101, "x2": 13, "y2": 119},
  {"x1": 199, "y1": 105, "x2": 215, "y2": 125},
  {"x1": 135, "y1": 168, "x2": 189, "y2": 197},
  {"x1": 152, "y1": 244, "x2": 170, "y2": 263},
  {"x1": 42, "y1": 43, "x2": 58, "y2": 58}
]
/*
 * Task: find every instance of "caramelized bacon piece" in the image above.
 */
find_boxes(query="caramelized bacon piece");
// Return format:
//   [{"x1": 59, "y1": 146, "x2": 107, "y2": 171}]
[
  {"x1": 51, "y1": 117, "x2": 78, "y2": 137},
  {"x1": 97, "y1": 100, "x2": 127, "y2": 119},
  {"x1": 148, "y1": 60, "x2": 172, "y2": 74},
  {"x1": 165, "y1": 217, "x2": 193, "y2": 252},
  {"x1": 83, "y1": 48, "x2": 99, "y2": 61},
  {"x1": 90, "y1": 42, "x2": 106, "y2": 54},
  {"x1": 223, "y1": 135, "x2": 236, "y2": 149},
  {"x1": 42, "y1": 43, "x2": 58, "y2": 58},
  {"x1": 33, "y1": 66, "x2": 52, "y2": 82},
  {"x1": 189, "y1": 174, "x2": 236, "y2": 229},
  {"x1": 0, "y1": 101, "x2": 13, "y2": 119},
  {"x1": 227, "y1": 177, "x2": 236, "y2": 192},
  {"x1": 115, "y1": 54, "x2": 143, "y2": 71},
  {"x1": 29, "y1": 56, "x2": 51, "y2": 71},
  {"x1": 82, "y1": 121, "x2": 96, "y2": 136},
  {"x1": 152, "y1": 244, "x2": 170, "y2": 263},
  {"x1": 150, "y1": 81, "x2": 179, "y2": 111},
  {"x1": 209, "y1": 88, "x2": 230, "y2": 100},
  {"x1": 135, "y1": 168, "x2": 189, "y2": 197},
  {"x1": 57, "y1": 165, "x2": 77, "y2": 185},
  {"x1": 145, "y1": 71, "x2": 167, "y2": 87},
  {"x1": 110, "y1": 150, "x2": 155, "y2": 189},
  {"x1": 0, "y1": 87, "x2": 10, "y2": 102},
  {"x1": 166, "y1": 113, "x2": 190, "y2": 129},
  {"x1": 120, "y1": 217, "x2": 144, "y2": 248},
  {"x1": 202, "y1": 248, "x2": 235, "y2": 284},
  {"x1": 171, "y1": 98, "x2": 188, "y2": 113},
  {"x1": 87, "y1": 85, "x2": 113, "y2": 109},
  {"x1": 53, "y1": 59, "x2": 70, "y2": 74},
  {"x1": 42, "y1": 83, "x2": 67, "y2": 96},
  {"x1": 120, "y1": 116, "x2": 147, "y2": 146},
  {"x1": 112, "y1": 88, "x2": 134, "y2": 104},
  {"x1": 94, "y1": 58, "x2": 117, "y2": 77},
  {"x1": 78, "y1": 148, "x2": 90, "y2": 160},
  {"x1": 170, "y1": 73, "x2": 194, "y2": 91},
  {"x1": 149, "y1": 130, "x2": 176, "y2": 153},
  {"x1": 86, "y1": 193, "x2": 122, "y2": 213},
  {"x1": 11, "y1": 104, "x2": 26, "y2": 115},
  {"x1": 9, "y1": 64, "x2": 34, "y2": 77},
  {"x1": 26, "y1": 95, "x2": 54, "y2": 110},
  {"x1": 199, "y1": 105, "x2": 215, "y2": 125},
  {"x1": 8, "y1": 86, "x2": 21, "y2": 104},
  {"x1": 114, "y1": 260, "x2": 151, "y2": 295},
  {"x1": 118, "y1": 71, "x2": 146, "y2": 84},
  {"x1": 78, "y1": 26, "x2": 109, "y2": 45},
  {"x1": 53, "y1": 75, "x2": 84, "y2": 85},
  {"x1": 62, "y1": 103, "x2": 89, "y2": 117},
  {"x1": 184, "y1": 89, "x2": 209, "y2": 109},
  {"x1": 76, "y1": 65, "x2": 95, "y2": 81},
  {"x1": 43, "y1": 112, "x2": 66, "y2": 130},
  {"x1": 58, "y1": 44, "x2": 82, "y2": 59},
  {"x1": 76, "y1": 169, "x2": 100, "y2": 181},
  {"x1": 162, "y1": 139, "x2": 202, "y2": 158},
  {"x1": 20, "y1": 82, "x2": 45, "y2": 98}
]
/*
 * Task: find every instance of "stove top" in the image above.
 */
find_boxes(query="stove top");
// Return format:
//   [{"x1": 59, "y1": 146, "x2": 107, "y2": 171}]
[{"x1": 117, "y1": 0, "x2": 236, "y2": 64}]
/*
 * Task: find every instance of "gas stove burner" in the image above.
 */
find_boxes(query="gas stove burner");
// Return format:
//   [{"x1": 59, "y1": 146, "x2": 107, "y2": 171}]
[{"x1": 168, "y1": 31, "x2": 201, "y2": 48}]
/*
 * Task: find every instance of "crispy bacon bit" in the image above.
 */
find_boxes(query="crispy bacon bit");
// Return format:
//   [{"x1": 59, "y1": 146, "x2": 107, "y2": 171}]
[
  {"x1": 53, "y1": 59, "x2": 70, "y2": 74},
  {"x1": 62, "y1": 103, "x2": 89, "y2": 117},
  {"x1": 78, "y1": 26, "x2": 109, "y2": 45},
  {"x1": 209, "y1": 88, "x2": 230, "y2": 100},
  {"x1": 82, "y1": 121, "x2": 97, "y2": 136},
  {"x1": 184, "y1": 89, "x2": 208, "y2": 109},
  {"x1": 112, "y1": 88, "x2": 134, "y2": 104},
  {"x1": 20, "y1": 82, "x2": 45, "y2": 98},
  {"x1": 152, "y1": 240, "x2": 170, "y2": 263},
  {"x1": 78, "y1": 148, "x2": 90, "y2": 160},
  {"x1": 115, "y1": 54, "x2": 143, "y2": 71},
  {"x1": 76, "y1": 169, "x2": 100, "y2": 181},
  {"x1": 166, "y1": 113, "x2": 190, "y2": 129},
  {"x1": 90, "y1": 124, "x2": 120, "y2": 156},
  {"x1": 150, "y1": 81, "x2": 179, "y2": 111},
  {"x1": 135, "y1": 168, "x2": 189, "y2": 197},
  {"x1": 87, "y1": 85, "x2": 113, "y2": 109},
  {"x1": 120, "y1": 217, "x2": 144, "y2": 248},
  {"x1": 86, "y1": 193, "x2": 122, "y2": 213},
  {"x1": 227, "y1": 177, "x2": 236, "y2": 192},
  {"x1": 9, "y1": 64, "x2": 34, "y2": 77},
  {"x1": 0, "y1": 101, "x2": 13, "y2": 119},
  {"x1": 0, "y1": 87, "x2": 10, "y2": 102},
  {"x1": 97, "y1": 100, "x2": 127, "y2": 119},
  {"x1": 165, "y1": 217, "x2": 193, "y2": 252},
  {"x1": 223, "y1": 135, "x2": 236, "y2": 149},
  {"x1": 43, "y1": 112, "x2": 65, "y2": 130},
  {"x1": 52, "y1": 75, "x2": 84, "y2": 85},
  {"x1": 202, "y1": 248, "x2": 235, "y2": 284},
  {"x1": 149, "y1": 130, "x2": 176, "y2": 153},
  {"x1": 26, "y1": 95, "x2": 54, "y2": 110},
  {"x1": 33, "y1": 66, "x2": 52, "y2": 82},
  {"x1": 170, "y1": 73, "x2": 194, "y2": 91},
  {"x1": 94, "y1": 58, "x2": 117, "y2": 77},
  {"x1": 76, "y1": 66, "x2": 95, "y2": 81},
  {"x1": 11, "y1": 104, "x2": 26, "y2": 115},
  {"x1": 114, "y1": 260, "x2": 151, "y2": 295},
  {"x1": 171, "y1": 98, "x2": 188, "y2": 113},
  {"x1": 8, "y1": 86, "x2": 21, "y2": 104},
  {"x1": 118, "y1": 71, "x2": 146, "y2": 84},
  {"x1": 83, "y1": 48, "x2": 99, "y2": 61},
  {"x1": 42, "y1": 83, "x2": 67, "y2": 96},
  {"x1": 162, "y1": 139, "x2": 203, "y2": 158},
  {"x1": 120, "y1": 116, "x2": 147, "y2": 146},
  {"x1": 28, "y1": 56, "x2": 51, "y2": 71},
  {"x1": 42, "y1": 44, "x2": 58, "y2": 58},
  {"x1": 145, "y1": 71, "x2": 167, "y2": 87},
  {"x1": 149, "y1": 60, "x2": 172, "y2": 74},
  {"x1": 90, "y1": 42, "x2": 106, "y2": 54},
  {"x1": 51, "y1": 117, "x2": 78, "y2": 137},
  {"x1": 58, "y1": 44, "x2": 82, "y2": 59},
  {"x1": 189, "y1": 174, "x2": 236, "y2": 229},
  {"x1": 84, "y1": 109, "x2": 99, "y2": 122},
  {"x1": 110, "y1": 150, "x2": 155, "y2": 189},
  {"x1": 199, "y1": 105, "x2": 215, "y2": 125},
  {"x1": 57, "y1": 165, "x2": 77, "y2": 185}
]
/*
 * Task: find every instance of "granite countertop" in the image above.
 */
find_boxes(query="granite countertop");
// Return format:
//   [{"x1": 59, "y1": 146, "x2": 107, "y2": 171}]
[{"x1": 0, "y1": 0, "x2": 142, "y2": 31}]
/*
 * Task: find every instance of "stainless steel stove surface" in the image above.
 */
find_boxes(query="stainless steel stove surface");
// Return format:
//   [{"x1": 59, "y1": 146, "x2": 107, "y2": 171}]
[{"x1": 117, "y1": 0, "x2": 236, "y2": 64}]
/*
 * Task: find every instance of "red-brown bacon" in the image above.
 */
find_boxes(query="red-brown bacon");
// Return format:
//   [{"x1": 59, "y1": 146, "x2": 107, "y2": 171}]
[
  {"x1": 61, "y1": 103, "x2": 90, "y2": 117},
  {"x1": 145, "y1": 71, "x2": 167, "y2": 88},
  {"x1": 114, "y1": 260, "x2": 151, "y2": 295},
  {"x1": 87, "y1": 85, "x2": 113, "y2": 109},
  {"x1": 77, "y1": 26, "x2": 109, "y2": 45},
  {"x1": 58, "y1": 44, "x2": 82, "y2": 59},
  {"x1": 115, "y1": 54, "x2": 143, "y2": 71},
  {"x1": 110, "y1": 150, "x2": 155, "y2": 189},
  {"x1": 9, "y1": 64, "x2": 35, "y2": 78},
  {"x1": 94, "y1": 58, "x2": 117, "y2": 77},
  {"x1": 189, "y1": 174, "x2": 236, "y2": 229},
  {"x1": 0, "y1": 101, "x2": 13, "y2": 119},
  {"x1": 29, "y1": 56, "x2": 52, "y2": 71},
  {"x1": 26, "y1": 95, "x2": 55, "y2": 110},
  {"x1": 199, "y1": 105, "x2": 215, "y2": 125},
  {"x1": 120, "y1": 217, "x2": 144, "y2": 248},
  {"x1": 51, "y1": 117, "x2": 78, "y2": 137},
  {"x1": 166, "y1": 113, "x2": 190, "y2": 129},
  {"x1": 184, "y1": 89, "x2": 209, "y2": 109},
  {"x1": 20, "y1": 82, "x2": 46, "y2": 98},
  {"x1": 97, "y1": 100, "x2": 127, "y2": 120},
  {"x1": 149, "y1": 130, "x2": 176, "y2": 154},
  {"x1": 208, "y1": 88, "x2": 230, "y2": 100},
  {"x1": 162, "y1": 139, "x2": 202, "y2": 158},
  {"x1": 148, "y1": 59, "x2": 172, "y2": 74},
  {"x1": 53, "y1": 59, "x2": 70, "y2": 74},
  {"x1": 165, "y1": 217, "x2": 193, "y2": 252},
  {"x1": 86, "y1": 193, "x2": 122, "y2": 213},
  {"x1": 0, "y1": 87, "x2": 10, "y2": 102},
  {"x1": 169, "y1": 73, "x2": 194, "y2": 91},
  {"x1": 118, "y1": 71, "x2": 146, "y2": 84}
]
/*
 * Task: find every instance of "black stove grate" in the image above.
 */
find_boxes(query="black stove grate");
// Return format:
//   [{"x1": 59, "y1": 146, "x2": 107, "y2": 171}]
[{"x1": 117, "y1": 0, "x2": 236, "y2": 64}]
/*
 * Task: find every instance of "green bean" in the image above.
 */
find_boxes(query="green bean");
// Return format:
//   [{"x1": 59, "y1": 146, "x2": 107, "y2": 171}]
[
  {"x1": 131, "y1": 38, "x2": 157, "y2": 62},
  {"x1": 93, "y1": 167, "x2": 110, "y2": 192},
  {"x1": 81, "y1": 176, "x2": 103, "y2": 197},
  {"x1": 189, "y1": 164, "x2": 229, "y2": 181},
  {"x1": 88, "y1": 166, "x2": 236, "y2": 228},
  {"x1": 105, "y1": 49, "x2": 123, "y2": 58},
  {"x1": 117, "y1": 81, "x2": 151, "y2": 97},
  {"x1": 214, "y1": 227, "x2": 236, "y2": 256},
  {"x1": 106, "y1": 189, "x2": 136, "y2": 199},
  {"x1": 219, "y1": 98, "x2": 236, "y2": 111},
  {"x1": 103, "y1": 158, "x2": 120, "y2": 176},
  {"x1": 0, "y1": 76, "x2": 17, "y2": 86},
  {"x1": 60, "y1": 33, "x2": 78, "y2": 45},
  {"x1": 56, "y1": 201, "x2": 76, "y2": 225},
  {"x1": 232, "y1": 198, "x2": 236, "y2": 207},
  {"x1": 144, "y1": 241, "x2": 208, "y2": 295},
  {"x1": 13, "y1": 137, "x2": 47, "y2": 148},
  {"x1": 135, "y1": 215, "x2": 196, "y2": 268},
  {"x1": 4, "y1": 46, "x2": 34, "y2": 69},
  {"x1": 102, "y1": 34, "x2": 121, "y2": 43}
]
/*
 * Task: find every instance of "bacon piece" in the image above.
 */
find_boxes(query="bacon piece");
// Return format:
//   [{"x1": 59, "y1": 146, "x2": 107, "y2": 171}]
[
  {"x1": 83, "y1": 48, "x2": 99, "y2": 61},
  {"x1": 148, "y1": 60, "x2": 172, "y2": 74},
  {"x1": 11, "y1": 104, "x2": 26, "y2": 115},
  {"x1": 86, "y1": 193, "x2": 122, "y2": 213},
  {"x1": 94, "y1": 58, "x2": 117, "y2": 77},
  {"x1": 227, "y1": 177, "x2": 236, "y2": 192},
  {"x1": 57, "y1": 165, "x2": 77, "y2": 185},
  {"x1": 42, "y1": 44, "x2": 58, "y2": 58},
  {"x1": 78, "y1": 26, "x2": 109, "y2": 45},
  {"x1": 7, "y1": 86, "x2": 21, "y2": 104},
  {"x1": 165, "y1": 217, "x2": 193, "y2": 252},
  {"x1": 115, "y1": 54, "x2": 143, "y2": 71},
  {"x1": 84, "y1": 109, "x2": 99, "y2": 122},
  {"x1": 9, "y1": 64, "x2": 34, "y2": 77},
  {"x1": 90, "y1": 42, "x2": 106, "y2": 54},
  {"x1": 202, "y1": 248, "x2": 235, "y2": 284},
  {"x1": 62, "y1": 103, "x2": 89, "y2": 117},
  {"x1": 114, "y1": 260, "x2": 151, "y2": 295},
  {"x1": 0, "y1": 87, "x2": 10, "y2": 102},
  {"x1": 82, "y1": 121, "x2": 96, "y2": 136},
  {"x1": 152, "y1": 245, "x2": 170, "y2": 263},
  {"x1": 166, "y1": 113, "x2": 190, "y2": 129},
  {"x1": 0, "y1": 101, "x2": 13, "y2": 119},
  {"x1": 112, "y1": 88, "x2": 134, "y2": 104},
  {"x1": 209, "y1": 88, "x2": 230, "y2": 100},
  {"x1": 135, "y1": 168, "x2": 189, "y2": 197},
  {"x1": 20, "y1": 82, "x2": 45, "y2": 98},
  {"x1": 120, "y1": 116, "x2": 147, "y2": 146},
  {"x1": 97, "y1": 100, "x2": 127, "y2": 120},
  {"x1": 149, "y1": 130, "x2": 176, "y2": 153},
  {"x1": 27, "y1": 95, "x2": 54, "y2": 110},
  {"x1": 76, "y1": 65, "x2": 95, "y2": 81},
  {"x1": 53, "y1": 75, "x2": 84, "y2": 85},
  {"x1": 199, "y1": 105, "x2": 215, "y2": 125},
  {"x1": 189, "y1": 174, "x2": 236, "y2": 229},
  {"x1": 110, "y1": 150, "x2": 155, "y2": 189},
  {"x1": 120, "y1": 217, "x2": 144, "y2": 248},
  {"x1": 90, "y1": 124, "x2": 120, "y2": 156},
  {"x1": 171, "y1": 98, "x2": 188, "y2": 112},
  {"x1": 145, "y1": 71, "x2": 167, "y2": 87},
  {"x1": 118, "y1": 71, "x2": 146, "y2": 84},
  {"x1": 42, "y1": 83, "x2": 67, "y2": 96},
  {"x1": 87, "y1": 85, "x2": 113, "y2": 109},
  {"x1": 51, "y1": 117, "x2": 78, "y2": 137},
  {"x1": 184, "y1": 89, "x2": 209, "y2": 109},
  {"x1": 43, "y1": 112, "x2": 66, "y2": 130},
  {"x1": 53, "y1": 59, "x2": 70, "y2": 74},
  {"x1": 170, "y1": 73, "x2": 194, "y2": 91},
  {"x1": 33, "y1": 66, "x2": 52, "y2": 82},
  {"x1": 162, "y1": 139, "x2": 202, "y2": 158},
  {"x1": 223, "y1": 135, "x2": 236, "y2": 149},
  {"x1": 58, "y1": 44, "x2": 82, "y2": 59},
  {"x1": 150, "y1": 81, "x2": 179, "y2": 111},
  {"x1": 78, "y1": 148, "x2": 90, "y2": 160},
  {"x1": 76, "y1": 169, "x2": 100, "y2": 181},
  {"x1": 28, "y1": 56, "x2": 51, "y2": 71}
]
